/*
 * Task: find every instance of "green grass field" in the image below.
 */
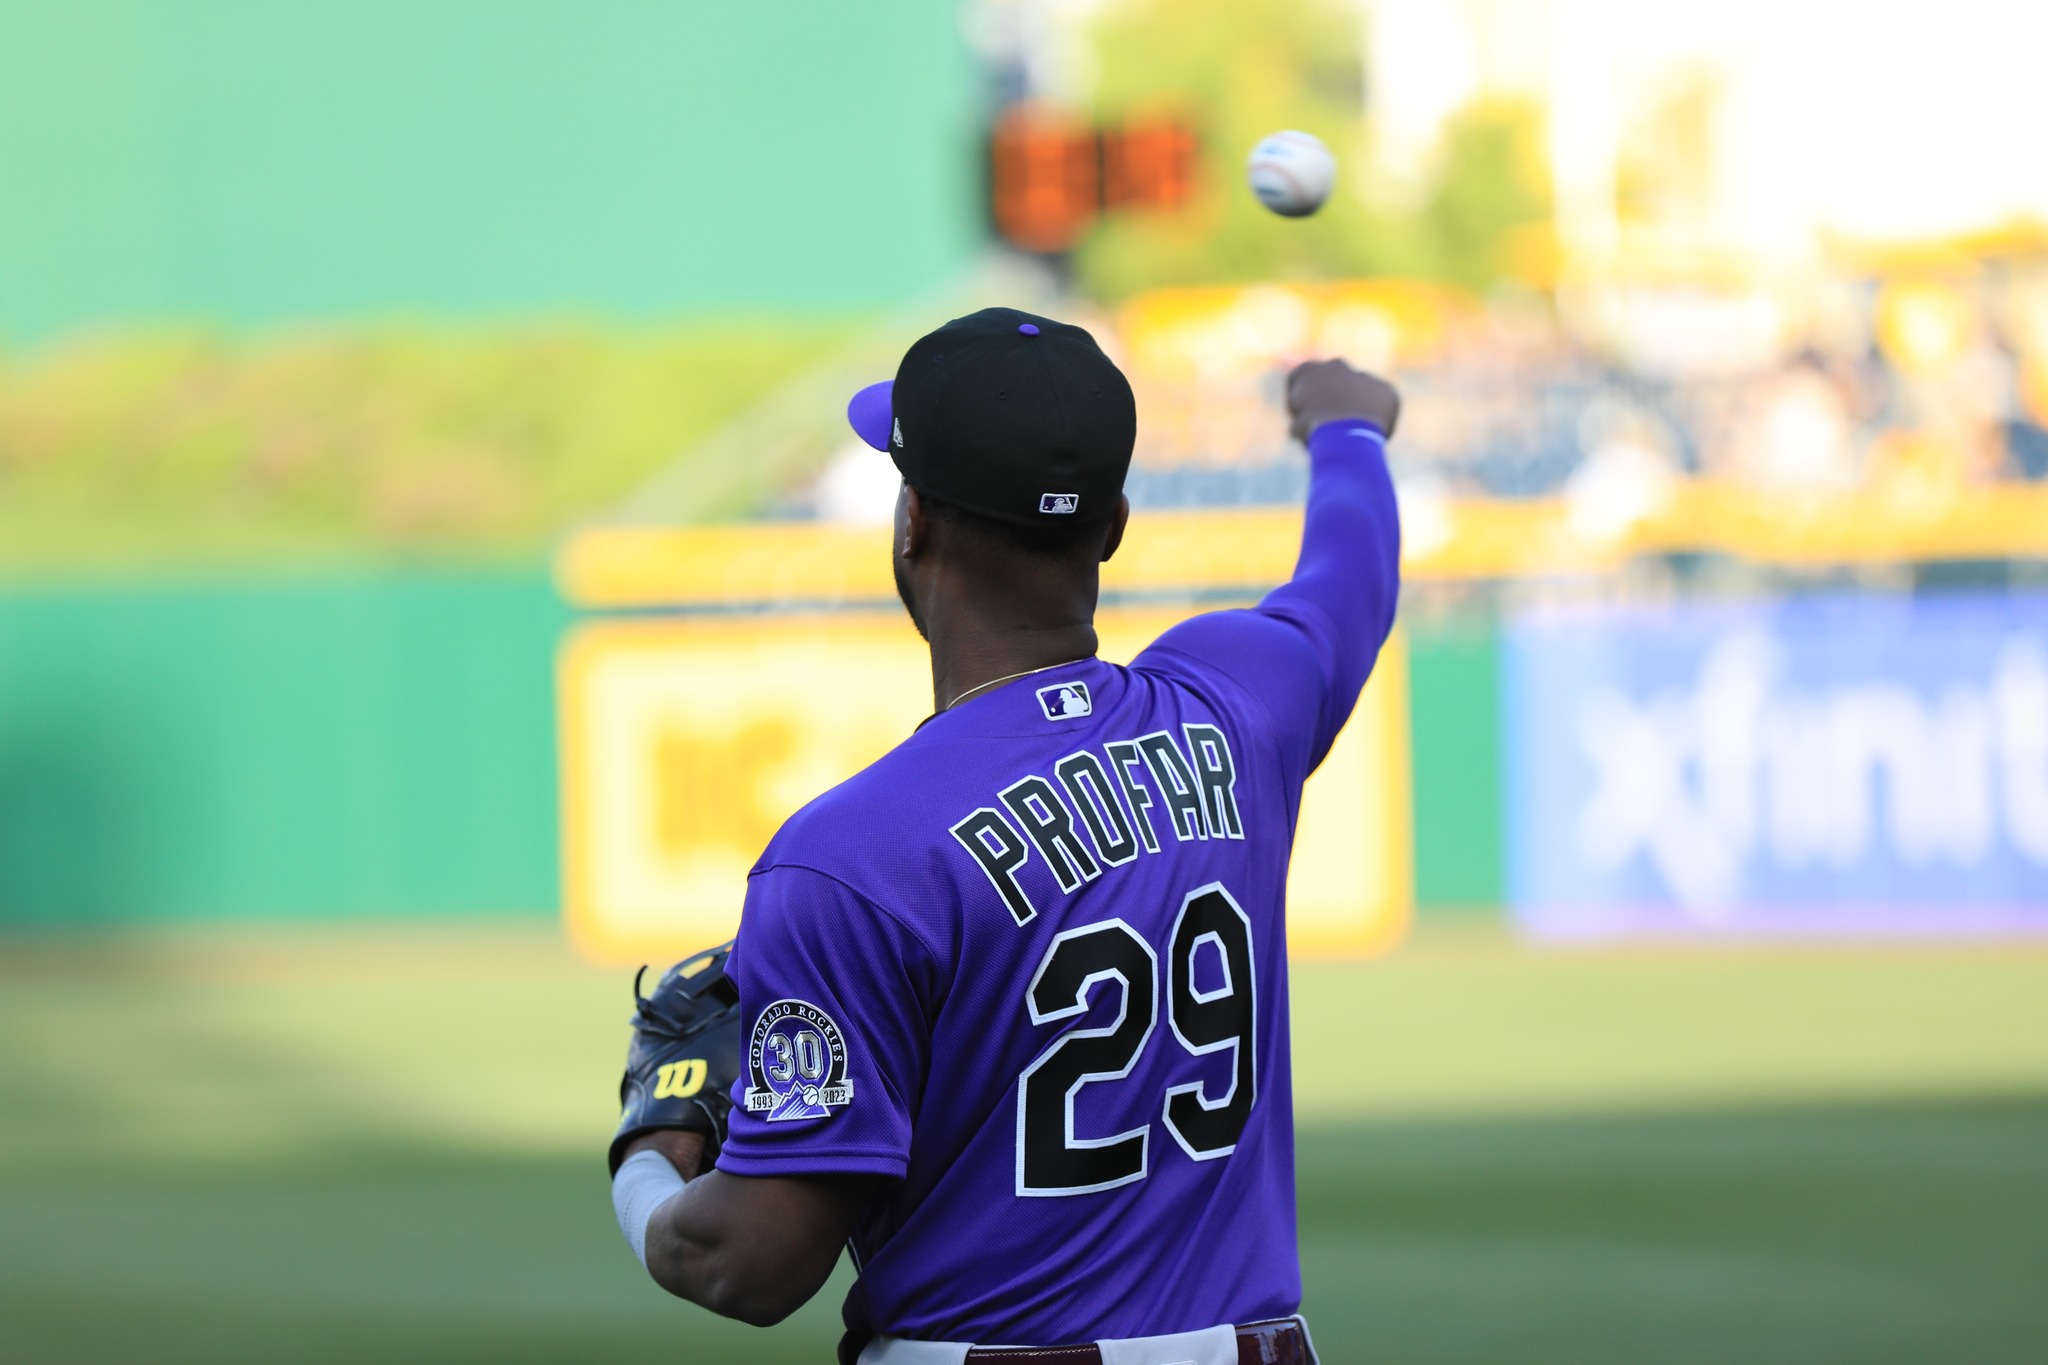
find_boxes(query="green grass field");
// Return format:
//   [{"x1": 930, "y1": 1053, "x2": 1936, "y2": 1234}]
[{"x1": 3, "y1": 921, "x2": 2045, "y2": 1364}]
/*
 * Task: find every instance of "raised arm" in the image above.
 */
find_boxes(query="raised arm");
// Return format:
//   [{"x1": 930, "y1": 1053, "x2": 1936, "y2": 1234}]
[{"x1": 1135, "y1": 359, "x2": 1402, "y2": 776}]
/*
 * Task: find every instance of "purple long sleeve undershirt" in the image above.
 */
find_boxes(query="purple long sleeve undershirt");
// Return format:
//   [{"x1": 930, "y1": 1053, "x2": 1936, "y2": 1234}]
[{"x1": 1134, "y1": 418, "x2": 1402, "y2": 781}]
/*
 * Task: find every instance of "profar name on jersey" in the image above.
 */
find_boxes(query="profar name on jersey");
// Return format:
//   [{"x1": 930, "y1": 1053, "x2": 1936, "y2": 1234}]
[{"x1": 949, "y1": 723, "x2": 1244, "y2": 927}]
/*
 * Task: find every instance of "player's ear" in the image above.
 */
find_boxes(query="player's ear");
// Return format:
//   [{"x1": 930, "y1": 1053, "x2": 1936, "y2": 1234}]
[
  {"x1": 1099, "y1": 495, "x2": 1131, "y2": 563},
  {"x1": 899, "y1": 482, "x2": 929, "y2": 560}
]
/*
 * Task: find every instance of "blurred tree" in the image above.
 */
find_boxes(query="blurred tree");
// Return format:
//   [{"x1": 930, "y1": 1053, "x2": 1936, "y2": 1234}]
[
  {"x1": 1426, "y1": 99, "x2": 1555, "y2": 293},
  {"x1": 1075, "y1": 0, "x2": 1548, "y2": 301}
]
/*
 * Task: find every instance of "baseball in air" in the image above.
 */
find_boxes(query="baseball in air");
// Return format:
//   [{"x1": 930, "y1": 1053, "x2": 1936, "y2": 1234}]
[{"x1": 1246, "y1": 130, "x2": 1336, "y2": 218}]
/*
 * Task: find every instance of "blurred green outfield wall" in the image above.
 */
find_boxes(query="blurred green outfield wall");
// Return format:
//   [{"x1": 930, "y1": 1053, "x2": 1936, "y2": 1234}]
[
  {"x1": 0, "y1": 570, "x2": 564, "y2": 923},
  {"x1": 1408, "y1": 622, "x2": 1504, "y2": 911},
  {"x1": 0, "y1": 0, "x2": 976, "y2": 338}
]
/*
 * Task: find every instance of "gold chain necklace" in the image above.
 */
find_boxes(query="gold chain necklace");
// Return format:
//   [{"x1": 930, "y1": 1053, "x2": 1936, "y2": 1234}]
[{"x1": 942, "y1": 657, "x2": 1091, "y2": 712}]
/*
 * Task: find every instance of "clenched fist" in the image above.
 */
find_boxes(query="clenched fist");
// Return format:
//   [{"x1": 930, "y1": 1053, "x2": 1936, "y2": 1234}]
[{"x1": 1286, "y1": 358, "x2": 1401, "y2": 445}]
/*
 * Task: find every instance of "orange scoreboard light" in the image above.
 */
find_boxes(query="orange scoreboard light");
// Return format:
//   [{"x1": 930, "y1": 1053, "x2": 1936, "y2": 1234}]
[
  {"x1": 989, "y1": 105, "x2": 1197, "y2": 256},
  {"x1": 1103, "y1": 116, "x2": 1197, "y2": 211}
]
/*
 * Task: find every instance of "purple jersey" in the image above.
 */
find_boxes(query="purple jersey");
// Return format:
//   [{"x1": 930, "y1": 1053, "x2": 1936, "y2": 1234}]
[{"x1": 717, "y1": 421, "x2": 1399, "y2": 1346}]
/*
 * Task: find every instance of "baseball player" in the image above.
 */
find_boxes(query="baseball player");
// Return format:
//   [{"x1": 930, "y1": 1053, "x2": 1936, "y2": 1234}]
[{"x1": 608, "y1": 307, "x2": 1401, "y2": 1365}]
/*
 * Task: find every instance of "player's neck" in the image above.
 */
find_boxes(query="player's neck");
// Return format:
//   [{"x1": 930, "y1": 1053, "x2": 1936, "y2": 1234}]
[
  {"x1": 911, "y1": 541, "x2": 1107, "y2": 713},
  {"x1": 925, "y1": 605, "x2": 1099, "y2": 714}
]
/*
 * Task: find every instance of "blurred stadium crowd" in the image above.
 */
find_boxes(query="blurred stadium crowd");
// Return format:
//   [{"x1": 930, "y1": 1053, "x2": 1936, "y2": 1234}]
[{"x1": 1070, "y1": 246, "x2": 2048, "y2": 516}]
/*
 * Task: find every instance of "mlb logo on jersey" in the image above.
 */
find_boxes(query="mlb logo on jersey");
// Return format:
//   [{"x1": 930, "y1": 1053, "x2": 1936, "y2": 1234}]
[
  {"x1": 1036, "y1": 680, "x2": 1092, "y2": 721},
  {"x1": 1039, "y1": 492, "x2": 1080, "y2": 515}
]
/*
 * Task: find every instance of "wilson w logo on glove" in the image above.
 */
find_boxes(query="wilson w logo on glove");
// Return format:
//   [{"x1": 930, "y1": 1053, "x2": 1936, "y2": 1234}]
[{"x1": 654, "y1": 1059, "x2": 709, "y2": 1099}]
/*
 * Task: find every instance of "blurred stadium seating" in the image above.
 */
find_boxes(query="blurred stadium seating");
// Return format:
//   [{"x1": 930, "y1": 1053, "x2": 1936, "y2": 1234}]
[{"x1": 1099, "y1": 242, "x2": 2048, "y2": 513}]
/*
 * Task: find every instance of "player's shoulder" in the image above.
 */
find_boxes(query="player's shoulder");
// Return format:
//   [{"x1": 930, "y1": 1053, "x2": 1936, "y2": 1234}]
[
  {"x1": 754, "y1": 749, "x2": 918, "y2": 867},
  {"x1": 1134, "y1": 605, "x2": 1333, "y2": 759},
  {"x1": 745, "y1": 759, "x2": 950, "y2": 955},
  {"x1": 1137, "y1": 605, "x2": 1326, "y2": 687},
  {"x1": 1133, "y1": 611, "x2": 1320, "y2": 732},
  {"x1": 747, "y1": 703, "x2": 1002, "y2": 894}
]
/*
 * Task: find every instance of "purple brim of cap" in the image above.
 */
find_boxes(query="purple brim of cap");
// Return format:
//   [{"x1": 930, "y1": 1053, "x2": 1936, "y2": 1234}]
[{"x1": 847, "y1": 380, "x2": 894, "y2": 453}]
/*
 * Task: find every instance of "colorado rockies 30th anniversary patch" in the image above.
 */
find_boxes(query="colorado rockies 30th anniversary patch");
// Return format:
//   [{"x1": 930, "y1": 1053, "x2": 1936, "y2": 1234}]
[{"x1": 743, "y1": 999, "x2": 854, "y2": 1122}]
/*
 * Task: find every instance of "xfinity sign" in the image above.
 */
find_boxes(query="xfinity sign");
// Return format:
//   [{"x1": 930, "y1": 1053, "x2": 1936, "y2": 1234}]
[{"x1": 1505, "y1": 595, "x2": 2048, "y2": 939}]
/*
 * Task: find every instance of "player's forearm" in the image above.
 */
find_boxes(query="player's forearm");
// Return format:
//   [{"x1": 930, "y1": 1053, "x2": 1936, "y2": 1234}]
[
  {"x1": 619, "y1": 1133, "x2": 872, "y2": 1326},
  {"x1": 642, "y1": 1173, "x2": 814, "y2": 1326},
  {"x1": 608, "y1": 1132, "x2": 761, "y2": 1321},
  {"x1": 1264, "y1": 418, "x2": 1401, "y2": 671}
]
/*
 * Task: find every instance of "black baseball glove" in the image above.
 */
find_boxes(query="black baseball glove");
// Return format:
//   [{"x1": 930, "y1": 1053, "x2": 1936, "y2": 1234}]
[{"x1": 608, "y1": 940, "x2": 744, "y2": 1176}]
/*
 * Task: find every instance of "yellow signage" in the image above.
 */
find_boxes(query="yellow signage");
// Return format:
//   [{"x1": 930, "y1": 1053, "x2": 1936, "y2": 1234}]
[
  {"x1": 559, "y1": 610, "x2": 1411, "y2": 965},
  {"x1": 557, "y1": 481, "x2": 2048, "y2": 613}
]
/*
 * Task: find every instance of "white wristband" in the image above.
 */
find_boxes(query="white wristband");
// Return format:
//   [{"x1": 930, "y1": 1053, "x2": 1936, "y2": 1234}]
[{"x1": 612, "y1": 1148, "x2": 689, "y2": 1269}]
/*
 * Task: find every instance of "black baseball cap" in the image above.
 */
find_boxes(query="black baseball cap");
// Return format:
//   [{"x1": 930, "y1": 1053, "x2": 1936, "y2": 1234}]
[{"x1": 845, "y1": 307, "x2": 1136, "y2": 526}]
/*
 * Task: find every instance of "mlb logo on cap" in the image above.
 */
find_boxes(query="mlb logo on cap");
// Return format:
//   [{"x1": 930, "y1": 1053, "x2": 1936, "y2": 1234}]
[
  {"x1": 1036, "y1": 680, "x2": 1092, "y2": 721},
  {"x1": 1039, "y1": 493, "x2": 1080, "y2": 515}
]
